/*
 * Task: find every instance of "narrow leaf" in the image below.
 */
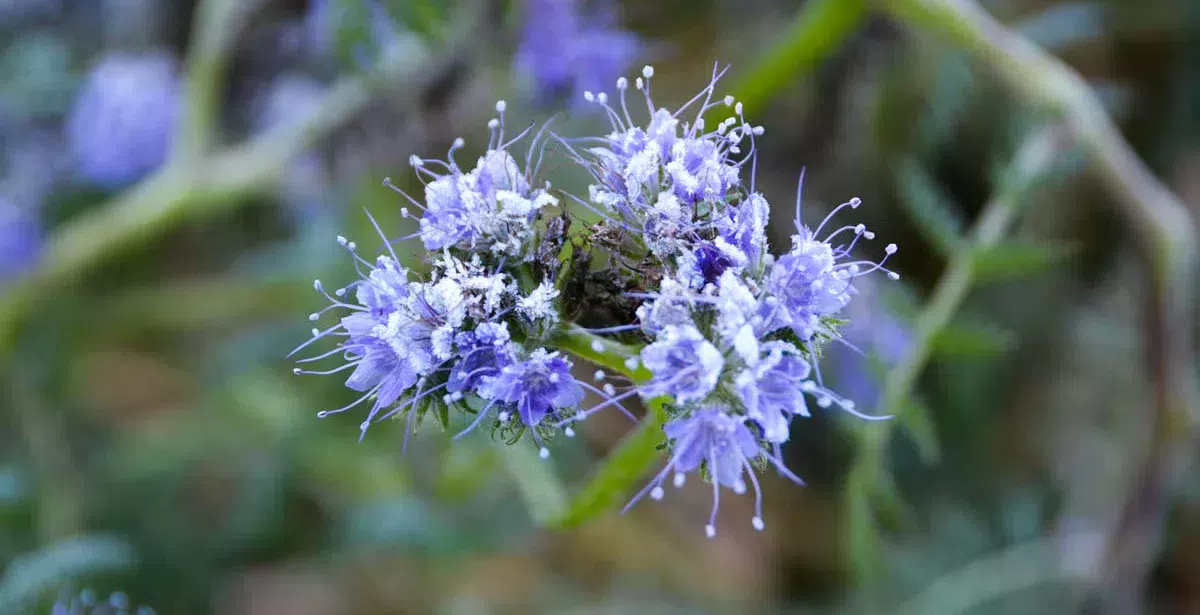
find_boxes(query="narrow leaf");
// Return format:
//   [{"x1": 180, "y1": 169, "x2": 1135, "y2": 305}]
[
  {"x1": 929, "y1": 321, "x2": 1015, "y2": 358},
  {"x1": 971, "y1": 240, "x2": 1076, "y2": 283},
  {"x1": 894, "y1": 158, "x2": 965, "y2": 256},
  {"x1": 898, "y1": 396, "x2": 941, "y2": 464}
]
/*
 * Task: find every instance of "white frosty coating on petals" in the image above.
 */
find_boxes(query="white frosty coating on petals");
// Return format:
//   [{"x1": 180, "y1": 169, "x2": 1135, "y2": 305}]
[{"x1": 517, "y1": 280, "x2": 561, "y2": 323}]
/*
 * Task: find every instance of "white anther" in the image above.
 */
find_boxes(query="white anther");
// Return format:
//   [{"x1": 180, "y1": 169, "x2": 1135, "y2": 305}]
[
  {"x1": 498, "y1": 411, "x2": 510, "y2": 423},
  {"x1": 752, "y1": 126, "x2": 765, "y2": 135},
  {"x1": 597, "y1": 92, "x2": 608, "y2": 104},
  {"x1": 400, "y1": 208, "x2": 410, "y2": 218},
  {"x1": 674, "y1": 472, "x2": 686, "y2": 488},
  {"x1": 705, "y1": 524, "x2": 716, "y2": 539},
  {"x1": 584, "y1": 91, "x2": 595, "y2": 102},
  {"x1": 888, "y1": 271, "x2": 901, "y2": 280},
  {"x1": 650, "y1": 486, "x2": 664, "y2": 500},
  {"x1": 752, "y1": 516, "x2": 765, "y2": 531},
  {"x1": 735, "y1": 102, "x2": 743, "y2": 115},
  {"x1": 311, "y1": 328, "x2": 319, "y2": 337},
  {"x1": 564, "y1": 426, "x2": 576, "y2": 438},
  {"x1": 849, "y1": 197, "x2": 862, "y2": 208},
  {"x1": 593, "y1": 370, "x2": 606, "y2": 381},
  {"x1": 453, "y1": 137, "x2": 465, "y2": 148},
  {"x1": 292, "y1": 368, "x2": 302, "y2": 375},
  {"x1": 885, "y1": 243, "x2": 898, "y2": 255},
  {"x1": 723, "y1": 95, "x2": 734, "y2": 106},
  {"x1": 539, "y1": 447, "x2": 550, "y2": 459},
  {"x1": 590, "y1": 340, "x2": 604, "y2": 353},
  {"x1": 487, "y1": 118, "x2": 499, "y2": 129},
  {"x1": 308, "y1": 313, "x2": 319, "y2": 321},
  {"x1": 616, "y1": 77, "x2": 627, "y2": 90},
  {"x1": 495, "y1": 100, "x2": 507, "y2": 113},
  {"x1": 642, "y1": 65, "x2": 654, "y2": 78},
  {"x1": 635, "y1": 77, "x2": 644, "y2": 90},
  {"x1": 603, "y1": 383, "x2": 616, "y2": 396}
]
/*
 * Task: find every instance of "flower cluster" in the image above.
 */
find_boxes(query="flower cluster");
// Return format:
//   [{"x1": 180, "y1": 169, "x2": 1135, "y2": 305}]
[{"x1": 295, "y1": 66, "x2": 900, "y2": 536}]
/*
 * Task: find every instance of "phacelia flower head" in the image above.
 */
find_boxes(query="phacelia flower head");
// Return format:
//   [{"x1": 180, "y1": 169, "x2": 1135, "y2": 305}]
[
  {"x1": 66, "y1": 51, "x2": 180, "y2": 187},
  {"x1": 516, "y1": 0, "x2": 640, "y2": 104},
  {"x1": 293, "y1": 66, "x2": 908, "y2": 538}
]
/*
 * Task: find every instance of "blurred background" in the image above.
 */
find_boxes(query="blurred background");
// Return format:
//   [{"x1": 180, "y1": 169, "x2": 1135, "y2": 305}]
[{"x1": 0, "y1": 0, "x2": 1197, "y2": 613}]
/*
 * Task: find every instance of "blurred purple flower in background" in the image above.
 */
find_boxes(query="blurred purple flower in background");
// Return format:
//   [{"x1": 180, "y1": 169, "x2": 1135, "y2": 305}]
[
  {"x1": 833, "y1": 280, "x2": 912, "y2": 407},
  {"x1": 0, "y1": 128, "x2": 63, "y2": 281},
  {"x1": 516, "y1": 0, "x2": 640, "y2": 104},
  {"x1": 0, "y1": 196, "x2": 40, "y2": 281},
  {"x1": 66, "y1": 51, "x2": 180, "y2": 188}
]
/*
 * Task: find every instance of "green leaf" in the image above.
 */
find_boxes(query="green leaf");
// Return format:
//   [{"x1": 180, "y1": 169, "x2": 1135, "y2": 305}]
[
  {"x1": 971, "y1": 240, "x2": 1076, "y2": 283},
  {"x1": 929, "y1": 321, "x2": 1015, "y2": 358},
  {"x1": 894, "y1": 158, "x2": 965, "y2": 256},
  {"x1": 898, "y1": 396, "x2": 941, "y2": 464},
  {"x1": 731, "y1": 0, "x2": 868, "y2": 116},
  {"x1": 550, "y1": 401, "x2": 666, "y2": 529}
]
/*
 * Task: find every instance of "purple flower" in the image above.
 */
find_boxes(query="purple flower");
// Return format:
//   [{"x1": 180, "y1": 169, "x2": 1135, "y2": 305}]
[
  {"x1": 736, "y1": 343, "x2": 811, "y2": 443},
  {"x1": 448, "y1": 322, "x2": 517, "y2": 393},
  {"x1": 570, "y1": 66, "x2": 761, "y2": 259},
  {"x1": 66, "y1": 51, "x2": 180, "y2": 187},
  {"x1": 639, "y1": 324, "x2": 724, "y2": 404},
  {"x1": 625, "y1": 408, "x2": 801, "y2": 537},
  {"x1": 716, "y1": 192, "x2": 769, "y2": 269},
  {"x1": 767, "y1": 231, "x2": 851, "y2": 340},
  {"x1": 401, "y1": 107, "x2": 557, "y2": 255},
  {"x1": 516, "y1": 0, "x2": 639, "y2": 104},
  {"x1": 477, "y1": 348, "x2": 584, "y2": 427},
  {"x1": 0, "y1": 196, "x2": 40, "y2": 281}
]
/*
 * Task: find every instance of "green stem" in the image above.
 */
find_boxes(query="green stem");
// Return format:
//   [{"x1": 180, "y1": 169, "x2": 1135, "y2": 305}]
[
  {"x1": 847, "y1": 127, "x2": 1063, "y2": 581},
  {"x1": 874, "y1": 1, "x2": 1198, "y2": 606},
  {"x1": 732, "y1": 0, "x2": 869, "y2": 116},
  {"x1": 176, "y1": 0, "x2": 262, "y2": 158},
  {"x1": 0, "y1": 41, "x2": 456, "y2": 357}
]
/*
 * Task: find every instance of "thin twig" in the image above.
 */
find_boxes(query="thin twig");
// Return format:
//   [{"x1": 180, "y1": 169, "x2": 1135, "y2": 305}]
[
  {"x1": 847, "y1": 127, "x2": 1064, "y2": 581},
  {"x1": 877, "y1": 1, "x2": 1199, "y2": 610},
  {"x1": 0, "y1": 30, "x2": 477, "y2": 356}
]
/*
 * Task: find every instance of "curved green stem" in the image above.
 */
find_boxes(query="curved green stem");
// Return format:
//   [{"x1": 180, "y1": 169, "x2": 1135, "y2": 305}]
[{"x1": 871, "y1": 1, "x2": 1198, "y2": 606}]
